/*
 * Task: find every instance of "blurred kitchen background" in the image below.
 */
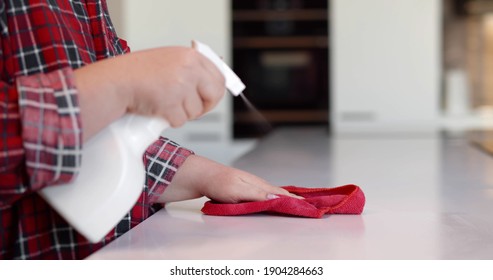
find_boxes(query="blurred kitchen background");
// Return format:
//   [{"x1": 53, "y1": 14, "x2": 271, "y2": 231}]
[{"x1": 105, "y1": 0, "x2": 493, "y2": 164}]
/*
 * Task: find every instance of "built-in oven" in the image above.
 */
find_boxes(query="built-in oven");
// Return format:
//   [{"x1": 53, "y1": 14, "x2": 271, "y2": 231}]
[{"x1": 232, "y1": 0, "x2": 330, "y2": 138}]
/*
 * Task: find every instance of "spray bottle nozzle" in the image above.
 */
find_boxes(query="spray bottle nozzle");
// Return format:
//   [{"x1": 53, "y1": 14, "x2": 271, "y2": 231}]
[{"x1": 192, "y1": 40, "x2": 245, "y2": 96}]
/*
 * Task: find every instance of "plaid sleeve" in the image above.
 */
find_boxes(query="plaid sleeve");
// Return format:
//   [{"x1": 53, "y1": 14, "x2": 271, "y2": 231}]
[
  {"x1": 17, "y1": 67, "x2": 82, "y2": 191},
  {"x1": 143, "y1": 137, "x2": 194, "y2": 204}
]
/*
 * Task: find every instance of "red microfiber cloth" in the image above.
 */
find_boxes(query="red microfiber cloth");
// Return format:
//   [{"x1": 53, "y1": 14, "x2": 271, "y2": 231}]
[{"x1": 201, "y1": 184, "x2": 365, "y2": 218}]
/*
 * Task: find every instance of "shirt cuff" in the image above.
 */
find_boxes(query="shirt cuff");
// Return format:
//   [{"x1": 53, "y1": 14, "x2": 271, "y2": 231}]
[
  {"x1": 144, "y1": 137, "x2": 194, "y2": 204},
  {"x1": 17, "y1": 67, "x2": 82, "y2": 191}
]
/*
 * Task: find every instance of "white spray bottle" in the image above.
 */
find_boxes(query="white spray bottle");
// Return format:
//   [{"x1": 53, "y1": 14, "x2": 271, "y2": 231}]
[{"x1": 39, "y1": 40, "x2": 245, "y2": 243}]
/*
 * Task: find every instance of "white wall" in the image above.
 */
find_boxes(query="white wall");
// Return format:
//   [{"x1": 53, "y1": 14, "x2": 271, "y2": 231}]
[
  {"x1": 108, "y1": 0, "x2": 230, "y2": 55},
  {"x1": 331, "y1": 0, "x2": 442, "y2": 133}
]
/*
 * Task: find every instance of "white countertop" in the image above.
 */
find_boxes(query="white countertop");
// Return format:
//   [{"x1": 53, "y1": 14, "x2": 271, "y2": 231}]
[{"x1": 88, "y1": 127, "x2": 493, "y2": 259}]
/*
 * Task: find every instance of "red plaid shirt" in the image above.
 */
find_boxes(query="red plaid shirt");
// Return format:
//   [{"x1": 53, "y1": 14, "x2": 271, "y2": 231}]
[{"x1": 0, "y1": 0, "x2": 193, "y2": 259}]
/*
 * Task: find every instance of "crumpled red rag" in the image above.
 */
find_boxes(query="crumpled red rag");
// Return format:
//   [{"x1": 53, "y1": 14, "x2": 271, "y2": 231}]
[{"x1": 201, "y1": 184, "x2": 365, "y2": 218}]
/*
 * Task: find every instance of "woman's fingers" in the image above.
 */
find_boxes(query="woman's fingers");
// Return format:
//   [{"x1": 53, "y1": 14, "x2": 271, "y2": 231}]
[{"x1": 228, "y1": 172, "x2": 304, "y2": 202}]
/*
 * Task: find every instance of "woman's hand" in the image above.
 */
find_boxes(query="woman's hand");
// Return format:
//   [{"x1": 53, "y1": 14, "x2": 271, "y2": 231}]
[
  {"x1": 158, "y1": 155, "x2": 302, "y2": 203},
  {"x1": 75, "y1": 46, "x2": 225, "y2": 142}
]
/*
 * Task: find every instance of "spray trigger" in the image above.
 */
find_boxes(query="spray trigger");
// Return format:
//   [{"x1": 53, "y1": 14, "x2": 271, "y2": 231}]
[{"x1": 192, "y1": 40, "x2": 245, "y2": 96}]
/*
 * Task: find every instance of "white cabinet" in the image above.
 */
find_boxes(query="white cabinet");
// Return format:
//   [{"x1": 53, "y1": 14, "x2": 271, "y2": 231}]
[{"x1": 331, "y1": 0, "x2": 442, "y2": 133}]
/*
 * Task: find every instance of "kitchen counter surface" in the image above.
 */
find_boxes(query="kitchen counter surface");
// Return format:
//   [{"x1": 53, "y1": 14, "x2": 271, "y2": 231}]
[{"x1": 88, "y1": 127, "x2": 493, "y2": 259}]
